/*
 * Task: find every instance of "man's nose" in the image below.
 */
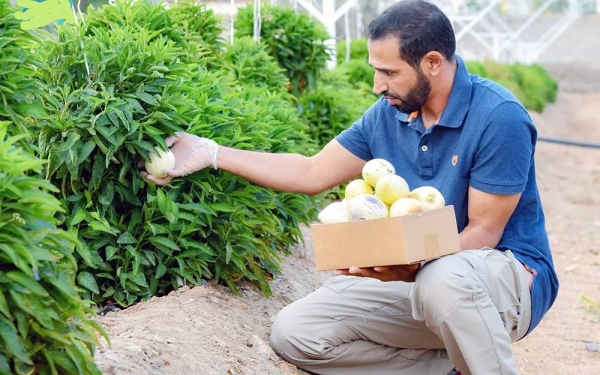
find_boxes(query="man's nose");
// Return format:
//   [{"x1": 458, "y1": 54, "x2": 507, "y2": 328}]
[{"x1": 372, "y1": 73, "x2": 386, "y2": 95}]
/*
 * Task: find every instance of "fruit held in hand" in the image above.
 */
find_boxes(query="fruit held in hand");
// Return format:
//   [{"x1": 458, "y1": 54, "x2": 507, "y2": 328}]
[
  {"x1": 374, "y1": 174, "x2": 410, "y2": 205},
  {"x1": 389, "y1": 198, "x2": 424, "y2": 217},
  {"x1": 318, "y1": 201, "x2": 350, "y2": 224},
  {"x1": 145, "y1": 147, "x2": 176, "y2": 178},
  {"x1": 346, "y1": 194, "x2": 388, "y2": 221},
  {"x1": 408, "y1": 186, "x2": 445, "y2": 211},
  {"x1": 345, "y1": 179, "x2": 373, "y2": 200},
  {"x1": 362, "y1": 158, "x2": 395, "y2": 187}
]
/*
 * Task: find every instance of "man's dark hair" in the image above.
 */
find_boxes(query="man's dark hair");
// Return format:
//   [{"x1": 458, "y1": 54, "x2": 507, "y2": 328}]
[{"x1": 368, "y1": 0, "x2": 456, "y2": 67}]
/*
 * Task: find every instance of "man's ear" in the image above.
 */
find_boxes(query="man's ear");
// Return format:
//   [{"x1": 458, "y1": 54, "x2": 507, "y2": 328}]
[{"x1": 421, "y1": 52, "x2": 444, "y2": 77}]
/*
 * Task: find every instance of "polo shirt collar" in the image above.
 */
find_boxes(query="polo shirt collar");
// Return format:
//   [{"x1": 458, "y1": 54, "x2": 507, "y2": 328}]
[{"x1": 396, "y1": 55, "x2": 472, "y2": 128}]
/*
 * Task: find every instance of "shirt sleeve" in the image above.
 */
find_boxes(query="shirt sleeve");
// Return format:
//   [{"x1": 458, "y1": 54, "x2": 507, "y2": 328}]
[
  {"x1": 469, "y1": 101, "x2": 536, "y2": 195},
  {"x1": 335, "y1": 101, "x2": 381, "y2": 161}
]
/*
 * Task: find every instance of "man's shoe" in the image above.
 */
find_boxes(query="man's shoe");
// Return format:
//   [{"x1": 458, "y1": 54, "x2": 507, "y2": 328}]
[{"x1": 447, "y1": 369, "x2": 462, "y2": 375}]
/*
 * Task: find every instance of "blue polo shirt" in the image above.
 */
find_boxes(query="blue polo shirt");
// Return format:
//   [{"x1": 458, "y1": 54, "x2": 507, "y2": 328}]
[{"x1": 335, "y1": 56, "x2": 558, "y2": 334}]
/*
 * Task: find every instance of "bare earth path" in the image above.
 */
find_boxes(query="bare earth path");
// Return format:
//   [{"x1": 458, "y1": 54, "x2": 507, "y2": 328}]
[{"x1": 94, "y1": 90, "x2": 600, "y2": 375}]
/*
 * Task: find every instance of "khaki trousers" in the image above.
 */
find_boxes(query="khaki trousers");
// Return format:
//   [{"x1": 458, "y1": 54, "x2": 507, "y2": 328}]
[{"x1": 270, "y1": 249, "x2": 532, "y2": 375}]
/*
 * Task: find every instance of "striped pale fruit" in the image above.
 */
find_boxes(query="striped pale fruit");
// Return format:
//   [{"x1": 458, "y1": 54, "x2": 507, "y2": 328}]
[
  {"x1": 408, "y1": 186, "x2": 445, "y2": 211},
  {"x1": 389, "y1": 198, "x2": 424, "y2": 217},
  {"x1": 146, "y1": 147, "x2": 176, "y2": 178},
  {"x1": 362, "y1": 158, "x2": 395, "y2": 187},
  {"x1": 345, "y1": 179, "x2": 373, "y2": 200},
  {"x1": 317, "y1": 201, "x2": 350, "y2": 224},
  {"x1": 374, "y1": 174, "x2": 410, "y2": 205},
  {"x1": 346, "y1": 194, "x2": 388, "y2": 221}
]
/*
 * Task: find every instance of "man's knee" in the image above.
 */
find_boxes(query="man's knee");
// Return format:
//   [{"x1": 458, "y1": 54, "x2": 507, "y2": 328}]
[
  {"x1": 412, "y1": 255, "x2": 484, "y2": 326},
  {"x1": 270, "y1": 301, "x2": 320, "y2": 364}
]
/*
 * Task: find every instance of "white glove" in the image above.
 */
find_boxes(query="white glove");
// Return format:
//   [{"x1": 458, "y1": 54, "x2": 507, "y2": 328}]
[{"x1": 142, "y1": 132, "x2": 218, "y2": 185}]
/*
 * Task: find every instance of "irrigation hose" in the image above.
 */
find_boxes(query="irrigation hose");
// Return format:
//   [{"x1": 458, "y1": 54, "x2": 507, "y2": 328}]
[{"x1": 538, "y1": 136, "x2": 600, "y2": 149}]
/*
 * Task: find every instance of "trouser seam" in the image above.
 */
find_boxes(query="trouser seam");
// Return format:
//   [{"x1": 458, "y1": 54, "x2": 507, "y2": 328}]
[{"x1": 472, "y1": 290, "x2": 507, "y2": 375}]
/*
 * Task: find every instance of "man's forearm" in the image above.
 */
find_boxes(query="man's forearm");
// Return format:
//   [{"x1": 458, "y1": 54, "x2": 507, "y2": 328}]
[
  {"x1": 459, "y1": 223, "x2": 503, "y2": 251},
  {"x1": 216, "y1": 146, "x2": 324, "y2": 195}
]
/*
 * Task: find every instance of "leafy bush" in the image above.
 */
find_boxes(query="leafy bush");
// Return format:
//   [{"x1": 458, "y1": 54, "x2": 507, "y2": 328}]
[
  {"x1": 335, "y1": 59, "x2": 376, "y2": 93},
  {"x1": 298, "y1": 69, "x2": 373, "y2": 149},
  {"x1": 235, "y1": 3, "x2": 330, "y2": 96},
  {"x1": 221, "y1": 36, "x2": 289, "y2": 94},
  {"x1": 0, "y1": 121, "x2": 107, "y2": 375},
  {"x1": 0, "y1": 0, "x2": 48, "y2": 144},
  {"x1": 511, "y1": 63, "x2": 558, "y2": 110},
  {"x1": 336, "y1": 37, "x2": 369, "y2": 63},
  {"x1": 466, "y1": 60, "x2": 558, "y2": 112},
  {"x1": 84, "y1": 0, "x2": 225, "y2": 68},
  {"x1": 464, "y1": 60, "x2": 488, "y2": 77},
  {"x1": 31, "y1": 0, "x2": 317, "y2": 306}
]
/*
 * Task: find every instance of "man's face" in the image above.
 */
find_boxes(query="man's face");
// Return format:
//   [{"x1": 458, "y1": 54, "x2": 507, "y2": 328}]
[{"x1": 368, "y1": 36, "x2": 431, "y2": 113}]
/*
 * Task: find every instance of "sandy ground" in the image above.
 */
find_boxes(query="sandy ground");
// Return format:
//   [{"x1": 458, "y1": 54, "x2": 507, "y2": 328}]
[{"x1": 93, "y1": 89, "x2": 600, "y2": 375}]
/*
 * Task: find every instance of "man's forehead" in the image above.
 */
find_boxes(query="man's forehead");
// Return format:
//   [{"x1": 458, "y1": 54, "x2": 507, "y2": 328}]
[{"x1": 368, "y1": 37, "x2": 404, "y2": 66}]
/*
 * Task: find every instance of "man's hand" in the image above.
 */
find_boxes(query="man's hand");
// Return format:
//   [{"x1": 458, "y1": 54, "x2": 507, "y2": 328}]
[
  {"x1": 14, "y1": 0, "x2": 75, "y2": 30},
  {"x1": 336, "y1": 263, "x2": 421, "y2": 282},
  {"x1": 141, "y1": 132, "x2": 219, "y2": 185}
]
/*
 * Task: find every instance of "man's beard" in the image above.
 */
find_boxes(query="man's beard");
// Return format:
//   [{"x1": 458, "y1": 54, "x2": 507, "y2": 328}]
[{"x1": 384, "y1": 68, "x2": 431, "y2": 113}]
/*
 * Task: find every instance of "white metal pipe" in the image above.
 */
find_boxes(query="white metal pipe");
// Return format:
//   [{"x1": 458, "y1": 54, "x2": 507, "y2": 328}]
[
  {"x1": 323, "y1": 0, "x2": 337, "y2": 69},
  {"x1": 333, "y1": 0, "x2": 359, "y2": 23},
  {"x1": 344, "y1": 10, "x2": 351, "y2": 63},
  {"x1": 513, "y1": 0, "x2": 558, "y2": 38},
  {"x1": 230, "y1": 0, "x2": 235, "y2": 45},
  {"x1": 455, "y1": 0, "x2": 501, "y2": 41},
  {"x1": 294, "y1": 0, "x2": 326, "y2": 24}
]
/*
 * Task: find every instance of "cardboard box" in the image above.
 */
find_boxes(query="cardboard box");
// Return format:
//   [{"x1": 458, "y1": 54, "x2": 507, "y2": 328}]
[{"x1": 311, "y1": 205, "x2": 461, "y2": 271}]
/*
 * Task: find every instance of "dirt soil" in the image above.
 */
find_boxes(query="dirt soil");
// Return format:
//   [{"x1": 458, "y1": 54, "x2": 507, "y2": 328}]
[{"x1": 94, "y1": 89, "x2": 600, "y2": 375}]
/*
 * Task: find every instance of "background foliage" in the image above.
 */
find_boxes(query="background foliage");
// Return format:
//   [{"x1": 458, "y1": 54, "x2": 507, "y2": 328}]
[
  {"x1": 465, "y1": 59, "x2": 558, "y2": 112},
  {"x1": 235, "y1": 3, "x2": 331, "y2": 96},
  {"x1": 0, "y1": 1, "x2": 49, "y2": 145}
]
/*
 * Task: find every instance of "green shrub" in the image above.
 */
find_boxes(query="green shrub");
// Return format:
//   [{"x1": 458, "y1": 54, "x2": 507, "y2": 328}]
[
  {"x1": 221, "y1": 36, "x2": 289, "y2": 94},
  {"x1": 31, "y1": 0, "x2": 317, "y2": 306},
  {"x1": 235, "y1": 3, "x2": 330, "y2": 96},
  {"x1": 0, "y1": 121, "x2": 107, "y2": 375},
  {"x1": 530, "y1": 64, "x2": 558, "y2": 103},
  {"x1": 464, "y1": 60, "x2": 488, "y2": 77},
  {"x1": 0, "y1": 0, "x2": 48, "y2": 144},
  {"x1": 84, "y1": 0, "x2": 225, "y2": 68},
  {"x1": 466, "y1": 59, "x2": 558, "y2": 112},
  {"x1": 336, "y1": 59, "x2": 376, "y2": 93},
  {"x1": 336, "y1": 37, "x2": 368, "y2": 63}
]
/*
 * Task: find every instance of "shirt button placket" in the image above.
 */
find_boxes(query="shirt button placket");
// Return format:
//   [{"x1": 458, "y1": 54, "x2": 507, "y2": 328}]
[{"x1": 418, "y1": 141, "x2": 434, "y2": 178}]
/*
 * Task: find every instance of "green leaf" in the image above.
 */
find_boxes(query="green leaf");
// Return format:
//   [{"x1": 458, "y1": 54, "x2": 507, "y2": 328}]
[
  {"x1": 117, "y1": 231, "x2": 137, "y2": 244},
  {"x1": 0, "y1": 354, "x2": 10, "y2": 375},
  {"x1": 70, "y1": 209, "x2": 87, "y2": 226},
  {"x1": 155, "y1": 263, "x2": 167, "y2": 279},
  {"x1": 17, "y1": 103, "x2": 47, "y2": 119},
  {"x1": 0, "y1": 292, "x2": 11, "y2": 319},
  {"x1": 149, "y1": 236, "x2": 180, "y2": 252},
  {"x1": 137, "y1": 92, "x2": 158, "y2": 105},
  {"x1": 0, "y1": 318, "x2": 31, "y2": 364},
  {"x1": 77, "y1": 272, "x2": 100, "y2": 295},
  {"x1": 9, "y1": 291, "x2": 54, "y2": 329},
  {"x1": 225, "y1": 241, "x2": 233, "y2": 264},
  {"x1": 5, "y1": 270, "x2": 49, "y2": 297}
]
